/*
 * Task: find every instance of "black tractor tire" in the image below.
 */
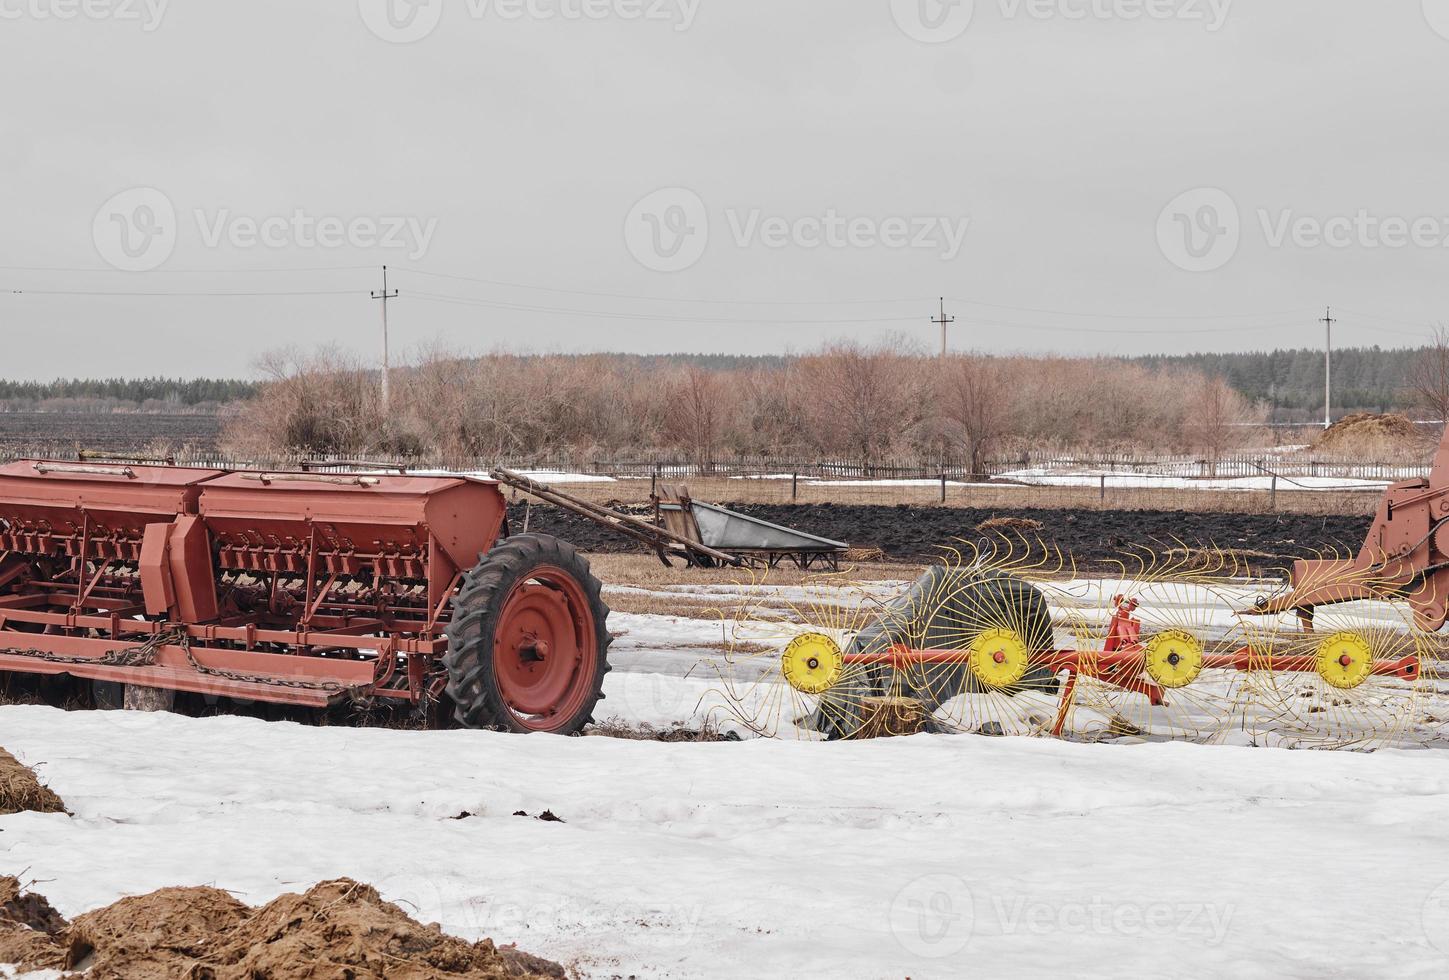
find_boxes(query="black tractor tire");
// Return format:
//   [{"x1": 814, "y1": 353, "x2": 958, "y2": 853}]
[{"x1": 444, "y1": 533, "x2": 611, "y2": 735}]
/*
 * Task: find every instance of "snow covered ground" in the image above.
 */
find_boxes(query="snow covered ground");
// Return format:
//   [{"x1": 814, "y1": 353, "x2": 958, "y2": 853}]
[
  {"x1": 6, "y1": 577, "x2": 1449, "y2": 977},
  {"x1": 997, "y1": 469, "x2": 1391, "y2": 492},
  {"x1": 5, "y1": 707, "x2": 1449, "y2": 978}
]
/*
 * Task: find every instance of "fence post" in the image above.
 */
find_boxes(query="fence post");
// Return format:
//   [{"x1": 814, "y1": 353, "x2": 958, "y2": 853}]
[
  {"x1": 651, "y1": 462, "x2": 660, "y2": 498},
  {"x1": 1100, "y1": 474, "x2": 1106, "y2": 504},
  {"x1": 792, "y1": 473, "x2": 798, "y2": 502},
  {"x1": 941, "y1": 472, "x2": 947, "y2": 504},
  {"x1": 1270, "y1": 475, "x2": 1277, "y2": 512}
]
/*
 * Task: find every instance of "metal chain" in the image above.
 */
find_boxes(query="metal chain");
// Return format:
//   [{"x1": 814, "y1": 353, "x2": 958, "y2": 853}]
[
  {"x1": 0, "y1": 628, "x2": 184, "y2": 669},
  {"x1": 179, "y1": 637, "x2": 353, "y2": 694},
  {"x1": 0, "y1": 627, "x2": 356, "y2": 695}
]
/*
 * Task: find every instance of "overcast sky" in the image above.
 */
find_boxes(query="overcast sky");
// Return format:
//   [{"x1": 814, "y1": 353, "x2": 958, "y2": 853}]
[{"x1": 2, "y1": 0, "x2": 1448, "y2": 379}]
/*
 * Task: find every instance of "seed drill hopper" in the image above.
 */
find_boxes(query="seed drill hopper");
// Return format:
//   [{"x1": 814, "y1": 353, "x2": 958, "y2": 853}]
[{"x1": 0, "y1": 460, "x2": 611, "y2": 734}]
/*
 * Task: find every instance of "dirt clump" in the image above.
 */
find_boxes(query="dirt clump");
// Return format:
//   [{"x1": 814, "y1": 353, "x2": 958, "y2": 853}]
[
  {"x1": 1314, "y1": 412, "x2": 1427, "y2": 457},
  {"x1": 0, "y1": 746, "x2": 67, "y2": 816},
  {"x1": 0, "y1": 876, "x2": 68, "y2": 971},
  {"x1": 0, "y1": 877, "x2": 565, "y2": 979}
]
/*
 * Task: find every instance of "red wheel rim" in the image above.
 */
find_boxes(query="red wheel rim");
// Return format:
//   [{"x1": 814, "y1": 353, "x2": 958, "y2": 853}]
[{"x1": 493, "y1": 566, "x2": 598, "y2": 731}]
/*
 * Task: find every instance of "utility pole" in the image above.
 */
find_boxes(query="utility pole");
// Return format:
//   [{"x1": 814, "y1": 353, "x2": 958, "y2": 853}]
[
  {"x1": 371, "y1": 266, "x2": 398, "y2": 413},
  {"x1": 1321, "y1": 306, "x2": 1336, "y2": 430},
  {"x1": 932, "y1": 297, "x2": 955, "y2": 360}
]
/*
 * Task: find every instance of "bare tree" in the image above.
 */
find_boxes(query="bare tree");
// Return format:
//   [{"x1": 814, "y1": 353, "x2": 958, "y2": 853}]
[
  {"x1": 1408, "y1": 326, "x2": 1449, "y2": 429},
  {"x1": 663, "y1": 366, "x2": 725, "y2": 469},
  {"x1": 795, "y1": 339, "x2": 928, "y2": 467},
  {"x1": 1187, "y1": 374, "x2": 1260, "y2": 476},
  {"x1": 940, "y1": 355, "x2": 1012, "y2": 477}
]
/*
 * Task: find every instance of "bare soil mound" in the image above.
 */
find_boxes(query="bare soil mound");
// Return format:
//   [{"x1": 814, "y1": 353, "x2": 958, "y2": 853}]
[
  {"x1": 0, "y1": 876, "x2": 565, "y2": 979},
  {"x1": 1314, "y1": 412, "x2": 1427, "y2": 456},
  {"x1": 0, "y1": 747, "x2": 66, "y2": 816}
]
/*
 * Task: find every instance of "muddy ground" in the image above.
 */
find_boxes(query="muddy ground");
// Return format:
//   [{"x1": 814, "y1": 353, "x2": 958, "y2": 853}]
[{"x1": 509, "y1": 501, "x2": 1371, "y2": 567}]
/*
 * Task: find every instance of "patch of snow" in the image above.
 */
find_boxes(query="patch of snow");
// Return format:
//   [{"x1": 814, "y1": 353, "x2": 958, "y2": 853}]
[{"x1": 3, "y1": 707, "x2": 1449, "y2": 977}]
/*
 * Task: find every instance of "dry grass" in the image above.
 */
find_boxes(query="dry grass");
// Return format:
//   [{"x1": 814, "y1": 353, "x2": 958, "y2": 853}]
[
  {"x1": 592, "y1": 554, "x2": 921, "y2": 622},
  {"x1": 585, "y1": 720, "x2": 735, "y2": 742},
  {"x1": 586, "y1": 553, "x2": 923, "y2": 588},
  {"x1": 976, "y1": 516, "x2": 1045, "y2": 533},
  {"x1": 544, "y1": 478, "x2": 1379, "y2": 517},
  {"x1": 0, "y1": 747, "x2": 66, "y2": 816}
]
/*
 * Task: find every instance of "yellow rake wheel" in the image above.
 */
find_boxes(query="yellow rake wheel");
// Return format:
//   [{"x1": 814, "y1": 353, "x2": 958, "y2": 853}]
[
  {"x1": 967, "y1": 628, "x2": 1031, "y2": 689},
  {"x1": 1144, "y1": 630, "x2": 1205, "y2": 690},
  {"x1": 1316, "y1": 631, "x2": 1374, "y2": 690},
  {"x1": 781, "y1": 632, "x2": 844, "y2": 695}
]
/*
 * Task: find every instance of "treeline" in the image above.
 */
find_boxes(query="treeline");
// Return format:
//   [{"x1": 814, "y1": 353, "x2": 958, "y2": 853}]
[
  {"x1": 0, "y1": 347, "x2": 1432, "y2": 425},
  {"x1": 0, "y1": 377, "x2": 257, "y2": 410},
  {"x1": 221, "y1": 343, "x2": 1264, "y2": 470},
  {"x1": 1137, "y1": 347, "x2": 1425, "y2": 420}
]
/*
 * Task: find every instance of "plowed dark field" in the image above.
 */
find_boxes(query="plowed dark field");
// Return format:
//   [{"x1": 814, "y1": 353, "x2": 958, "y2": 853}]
[
  {"x1": 510, "y1": 501, "x2": 1371, "y2": 567},
  {"x1": 0, "y1": 413, "x2": 222, "y2": 453}
]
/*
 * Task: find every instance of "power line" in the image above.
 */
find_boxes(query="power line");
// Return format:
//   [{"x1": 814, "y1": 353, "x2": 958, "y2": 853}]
[
  {"x1": 3, "y1": 288, "x2": 361, "y2": 297},
  {"x1": 406, "y1": 291, "x2": 925, "y2": 325},
  {"x1": 0, "y1": 264, "x2": 373, "y2": 274}
]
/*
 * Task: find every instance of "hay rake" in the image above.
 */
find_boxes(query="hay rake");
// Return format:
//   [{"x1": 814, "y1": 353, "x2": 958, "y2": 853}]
[
  {"x1": 714, "y1": 422, "x2": 1449, "y2": 748},
  {"x1": 711, "y1": 536, "x2": 1435, "y2": 748}
]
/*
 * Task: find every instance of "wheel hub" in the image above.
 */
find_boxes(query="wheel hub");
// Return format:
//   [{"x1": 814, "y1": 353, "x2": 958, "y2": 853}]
[
  {"x1": 968, "y1": 628, "x2": 1030, "y2": 688},
  {"x1": 782, "y1": 633, "x2": 844, "y2": 694},
  {"x1": 1144, "y1": 630, "x2": 1205, "y2": 689},
  {"x1": 1317, "y1": 631, "x2": 1374, "y2": 690},
  {"x1": 493, "y1": 573, "x2": 595, "y2": 723}
]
